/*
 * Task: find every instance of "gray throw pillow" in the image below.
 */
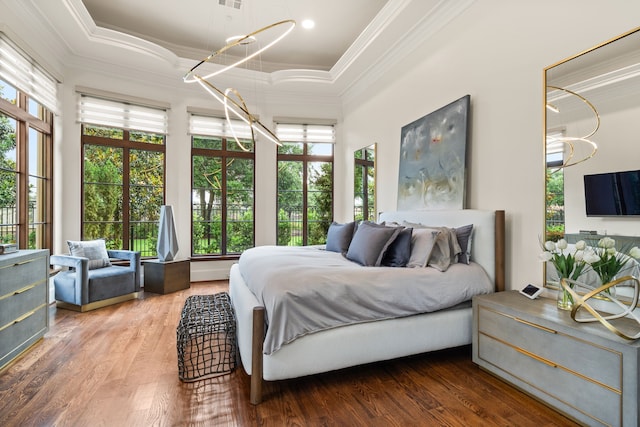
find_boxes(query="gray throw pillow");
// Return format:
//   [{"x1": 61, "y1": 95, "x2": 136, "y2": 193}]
[
  {"x1": 346, "y1": 222, "x2": 402, "y2": 266},
  {"x1": 454, "y1": 224, "x2": 474, "y2": 264},
  {"x1": 406, "y1": 227, "x2": 440, "y2": 268},
  {"x1": 381, "y1": 227, "x2": 412, "y2": 267},
  {"x1": 325, "y1": 221, "x2": 356, "y2": 253},
  {"x1": 427, "y1": 227, "x2": 461, "y2": 272},
  {"x1": 67, "y1": 239, "x2": 112, "y2": 270}
]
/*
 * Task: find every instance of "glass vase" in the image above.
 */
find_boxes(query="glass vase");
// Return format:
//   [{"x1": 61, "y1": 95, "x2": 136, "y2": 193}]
[{"x1": 557, "y1": 281, "x2": 573, "y2": 310}]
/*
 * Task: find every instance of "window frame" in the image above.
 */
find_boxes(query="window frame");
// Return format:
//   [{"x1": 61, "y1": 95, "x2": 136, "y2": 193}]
[
  {"x1": 0, "y1": 89, "x2": 53, "y2": 250},
  {"x1": 354, "y1": 146, "x2": 375, "y2": 221},
  {"x1": 80, "y1": 124, "x2": 166, "y2": 255},
  {"x1": 276, "y1": 140, "x2": 334, "y2": 246},
  {"x1": 190, "y1": 120, "x2": 256, "y2": 259}
]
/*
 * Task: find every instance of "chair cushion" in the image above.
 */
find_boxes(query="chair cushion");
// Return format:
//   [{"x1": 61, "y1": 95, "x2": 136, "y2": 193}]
[
  {"x1": 88, "y1": 267, "x2": 136, "y2": 302},
  {"x1": 54, "y1": 266, "x2": 136, "y2": 305},
  {"x1": 67, "y1": 239, "x2": 112, "y2": 270}
]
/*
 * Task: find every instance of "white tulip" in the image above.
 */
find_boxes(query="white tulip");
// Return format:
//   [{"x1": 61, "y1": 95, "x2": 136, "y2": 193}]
[
  {"x1": 599, "y1": 237, "x2": 615, "y2": 249},
  {"x1": 584, "y1": 252, "x2": 601, "y2": 264},
  {"x1": 544, "y1": 241, "x2": 556, "y2": 252},
  {"x1": 557, "y1": 239, "x2": 568, "y2": 250},
  {"x1": 629, "y1": 246, "x2": 640, "y2": 259},
  {"x1": 575, "y1": 240, "x2": 586, "y2": 250},
  {"x1": 574, "y1": 250, "x2": 584, "y2": 262}
]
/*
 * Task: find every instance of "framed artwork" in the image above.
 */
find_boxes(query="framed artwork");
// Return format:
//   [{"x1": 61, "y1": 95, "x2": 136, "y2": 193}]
[{"x1": 397, "y1": 95, "x2": 470, "y2": 210}]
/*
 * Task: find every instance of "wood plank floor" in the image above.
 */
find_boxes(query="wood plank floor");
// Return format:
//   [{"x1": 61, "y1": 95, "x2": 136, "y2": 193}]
[{"x1": 0, "y1": 281, "x2": 578, "y2": 426}]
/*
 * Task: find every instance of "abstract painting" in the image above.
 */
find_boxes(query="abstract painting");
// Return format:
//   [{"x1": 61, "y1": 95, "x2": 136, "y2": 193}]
[{"x1": 397, "y1": 95, "x2": 470, "y2": 210}]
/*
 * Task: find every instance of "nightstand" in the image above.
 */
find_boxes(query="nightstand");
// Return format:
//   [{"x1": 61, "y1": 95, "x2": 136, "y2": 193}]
[
  {"x1": 143, "y1": 259, "x2": 190, "y2": 294},
  {"x1": 473, "y1": 291, "x2": 640, "y2": 427}
]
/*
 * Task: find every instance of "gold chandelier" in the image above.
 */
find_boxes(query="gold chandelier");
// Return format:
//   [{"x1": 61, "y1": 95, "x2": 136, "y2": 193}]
[
  {"x1": 184, "y1": 20, "x2": 296, "y2": 151},
  {"x1": 546, "y1": 85, "x2": 600, "y2": 170}
]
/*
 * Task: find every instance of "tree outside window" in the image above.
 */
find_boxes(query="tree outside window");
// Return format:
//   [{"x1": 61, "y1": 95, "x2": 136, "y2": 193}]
[
  {"x1": 0, "y1": 80, "x2": 53, "y2": 249},
  {"x1": 277, "y1": 142, "x2": 333, "y2": 246},
  {"x1": 191, "y1": 135, "x2": 255, "y2": 257},
  {"x1": 81, "y1": 125, "x2": 165, "y2": 256}
]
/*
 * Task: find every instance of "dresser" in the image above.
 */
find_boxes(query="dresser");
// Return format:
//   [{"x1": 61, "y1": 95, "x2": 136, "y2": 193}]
[
  {"x1": 0, "y1": 249, "x2": 49, "y2": 371},
  {"x1": 473, "y1": 291, "x2": 640, "y2": 427}
]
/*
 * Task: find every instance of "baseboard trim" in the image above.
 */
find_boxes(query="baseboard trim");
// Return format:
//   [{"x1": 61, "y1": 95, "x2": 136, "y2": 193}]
[{"x1": 56, "y1": 292, "x2": 140, "y2": 312}]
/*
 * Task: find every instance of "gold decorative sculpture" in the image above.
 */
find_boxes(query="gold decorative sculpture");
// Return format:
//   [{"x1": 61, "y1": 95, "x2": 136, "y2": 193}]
[{"x1": 561, "y1": 276, "x2": 640, "y2": 340}]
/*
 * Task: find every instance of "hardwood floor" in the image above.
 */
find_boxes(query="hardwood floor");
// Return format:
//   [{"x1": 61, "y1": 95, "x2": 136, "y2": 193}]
[{"x1": 0, "y1": 282, "x2": 578, "y2": 427}]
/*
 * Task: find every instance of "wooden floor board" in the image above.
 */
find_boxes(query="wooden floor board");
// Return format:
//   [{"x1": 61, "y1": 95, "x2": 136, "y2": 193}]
[{"x1": 0, "y1": 282, "x2": 579, "y2": 427}]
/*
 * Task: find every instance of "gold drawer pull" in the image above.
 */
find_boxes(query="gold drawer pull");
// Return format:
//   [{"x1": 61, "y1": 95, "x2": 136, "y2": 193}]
[
  {"x1": 12, "y1": 260, "x2": 32, "y2": 267},
  {"x1": 515, "y1": 317, "x2": 557, "y2": 334},
  {"x1": 13, "y1": 310, "x2": 34, "y2": 324},
  {"x1": 14, "y1": 284, "x2": 37, "y2": 295},
  {"x1": 0, "y1": 306, "x2": 42, "y2": 332},
  {"x1": 518, "y1": 347, "x2": 558, "y2": 368}
]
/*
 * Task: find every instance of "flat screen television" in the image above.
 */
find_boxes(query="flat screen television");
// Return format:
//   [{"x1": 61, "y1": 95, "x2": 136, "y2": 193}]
[{"x1": 584, "y1": 169, "x2": 640, "y2": 216}]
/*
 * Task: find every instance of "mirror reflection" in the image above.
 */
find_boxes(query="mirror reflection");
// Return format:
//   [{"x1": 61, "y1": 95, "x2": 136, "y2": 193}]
[
  {"x1": 544, "y1": 27, "x2": 640, "y2": 296},
  {"x1": 354, "y1": 144, "x2": 376, "y2": 221}
]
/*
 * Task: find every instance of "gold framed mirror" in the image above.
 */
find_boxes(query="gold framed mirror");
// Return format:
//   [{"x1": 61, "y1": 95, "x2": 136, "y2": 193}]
[
  {"x1": 543, "y1": 27, "x2": 640, "y2": 298},
  {"x1": 354, "y1": 144, "x2": 376, "y2": 221}
]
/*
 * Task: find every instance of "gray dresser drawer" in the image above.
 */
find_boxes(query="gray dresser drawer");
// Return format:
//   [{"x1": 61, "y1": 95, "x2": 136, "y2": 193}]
[
  {"x1": 0, "y1": 304, "x2": 47, "y2": 368},
  {"x1": 0, "y1": 253, "x2": 48, "y2": 296},
  {"x1": 478, "y1": 305, "x2": 622, "y2": 392},
  {"x1": 479, "y1": 333, "x2": 620, "y2": 427},
  {"x1": 0, "y1": 249, "x2": 49, "y2": 372},
  {"x1": 0, "y1": 281, "x2": 47, "y2": 329}
]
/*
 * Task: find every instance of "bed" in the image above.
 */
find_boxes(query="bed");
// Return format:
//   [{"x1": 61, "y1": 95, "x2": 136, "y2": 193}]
[{"x1": 229, "y1": 209, "x2": 505, "y2": 403}]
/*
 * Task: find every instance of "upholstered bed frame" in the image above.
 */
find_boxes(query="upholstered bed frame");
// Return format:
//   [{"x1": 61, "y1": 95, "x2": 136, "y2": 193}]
[{"x1": 229, "y1": 209, "x2": 505, "y2": 403}]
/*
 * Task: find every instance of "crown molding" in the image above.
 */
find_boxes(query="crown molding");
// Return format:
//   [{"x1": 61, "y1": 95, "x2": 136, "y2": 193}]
[
  {"x1": 340, "y1": 0, "x2": 476, "y2": 104},
  {"x1": 17, "y1": 0, "x2": 475, "y2": 101}
]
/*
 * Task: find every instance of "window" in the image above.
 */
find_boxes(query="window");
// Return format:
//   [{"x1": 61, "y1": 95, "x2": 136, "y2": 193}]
[
  {"x1": 0, "y1": 34, "x2": 55, "y2": 249},
  {"x1": 79, "y1": 95, "x2": 167, "y2": 256},
  {"x1": 354, "y1": 145, "x2": 375, "y2": 221},
  {"x1": 546, "y1": 129, "x2": 565, "y2": 237},
  {"x1": 276, "y1": 123, "x2": 334, "y2": 246},
  {"x1": 190, "y1": 114, "x2": 255, "y2": 257}
]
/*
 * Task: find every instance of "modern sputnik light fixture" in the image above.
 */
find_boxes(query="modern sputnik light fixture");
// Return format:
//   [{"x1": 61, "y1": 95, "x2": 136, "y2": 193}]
[
  {"x1": 184, "y1": 19, "x2": 296, "y2": 151},
  {"x1": 546, "y1": 85, "x2": 600, "y2": 170}
]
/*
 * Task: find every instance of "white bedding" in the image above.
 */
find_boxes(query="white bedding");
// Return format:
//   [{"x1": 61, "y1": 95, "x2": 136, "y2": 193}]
[
  {"x1": 230, "y1": 209, "x2": 504, "y2": 401},
  {"x1": 238, "y1": 245, "x2": 494, "y2": 354}
]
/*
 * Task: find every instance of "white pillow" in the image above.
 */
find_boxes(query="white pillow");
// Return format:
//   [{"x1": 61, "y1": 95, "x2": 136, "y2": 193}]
[{"x1": 67, "y1": 239, "x2": 112, "y2": 270}]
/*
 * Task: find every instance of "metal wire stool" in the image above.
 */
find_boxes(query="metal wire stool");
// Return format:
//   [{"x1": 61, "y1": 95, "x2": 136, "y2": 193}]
[{"x1": 177, "y1": 293, "x2": 237, "y2": 382}]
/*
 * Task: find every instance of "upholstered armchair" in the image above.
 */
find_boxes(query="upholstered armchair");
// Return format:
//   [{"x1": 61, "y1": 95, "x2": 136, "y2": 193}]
[{"x1": 51, "y1": 247, "x2": 141, "y2": 312}]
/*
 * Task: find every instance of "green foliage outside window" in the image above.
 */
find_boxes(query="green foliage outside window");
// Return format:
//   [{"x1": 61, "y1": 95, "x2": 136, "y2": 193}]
[
  {"x1": 277, "y1": 143, "x2": 333, "y2": 246},
  {"x1": 191, "y1": 136, "x2": 255, "y2": 256},
  {"x1": 82, "y1": 125, "x2": 165, "y2": 255}
]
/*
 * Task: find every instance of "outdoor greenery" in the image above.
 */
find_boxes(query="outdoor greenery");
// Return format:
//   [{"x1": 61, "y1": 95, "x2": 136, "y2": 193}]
[
  {"x1": 277, "y1": 143, "x2": 333, "y2": 246},
  {"x1": 82, "y1": 125, "x2": 164, "y2": 255},
  {"x1": 546, "y1": 168, "x2": 565, "y2": 241},
  {"x1": 354, "y1": 146, "x2": 375, "y2": 221},
  {"x1": 192, "y1": 136, "x2": 255, "y2": 255},
  {"x1": 0, "y1": 112, "x2": 17, "y2": 244}
]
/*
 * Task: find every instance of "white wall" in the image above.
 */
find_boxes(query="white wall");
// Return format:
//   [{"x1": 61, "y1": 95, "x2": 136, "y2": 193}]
[
  {"x1": 3, "y1": 0, "x2": 640, "y2": 286},
  {"x1": 339, "y1": 1, "x2": 640, "y2": 292}
]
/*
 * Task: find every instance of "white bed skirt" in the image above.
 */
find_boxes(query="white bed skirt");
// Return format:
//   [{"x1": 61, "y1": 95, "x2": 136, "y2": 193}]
[{"x1": 229, "y1": 263, "x2": 472, "y2": 381}]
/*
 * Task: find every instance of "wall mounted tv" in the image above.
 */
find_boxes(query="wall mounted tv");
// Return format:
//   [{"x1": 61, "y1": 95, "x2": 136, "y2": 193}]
[{"x1": 584, "y1": 169, "x2": 640, "y2": 216}]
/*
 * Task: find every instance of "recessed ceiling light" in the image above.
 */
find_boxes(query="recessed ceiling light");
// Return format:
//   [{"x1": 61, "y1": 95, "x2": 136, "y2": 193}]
[{"x1": 302, "y1": 19, "x2": 315, "y2": 29}]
